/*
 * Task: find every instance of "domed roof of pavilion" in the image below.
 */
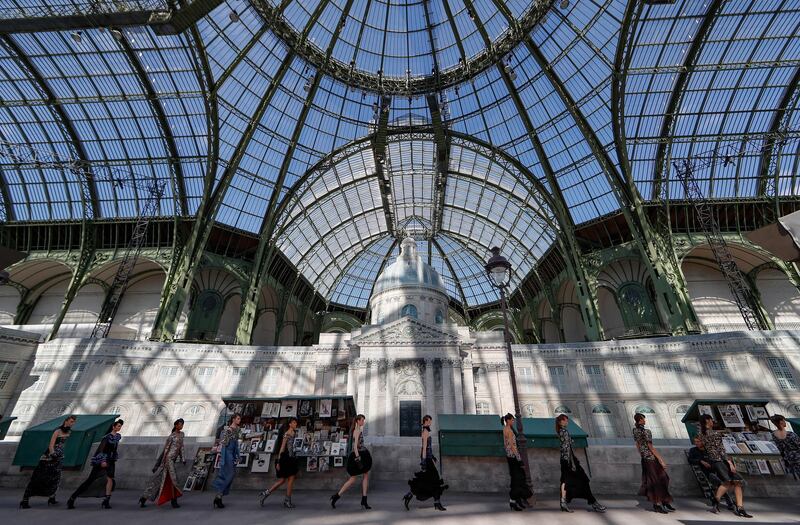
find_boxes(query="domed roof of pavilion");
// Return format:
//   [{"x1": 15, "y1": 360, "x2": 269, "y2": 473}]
[
  {"x1": 372, "y1": 237, "x2": 447, "y2": 296},
  {"x1": 0, "y1": 0, "x2": 797, "y2": 314}
]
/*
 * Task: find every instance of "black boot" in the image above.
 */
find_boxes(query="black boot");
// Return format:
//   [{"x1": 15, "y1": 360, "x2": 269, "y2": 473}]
[
  {"x1": 67, "y1": 498, "x2": 75, "y2": 510},
  {"x1": 19, "y1": 500, "x2": 30, "y2": 509},
  {"x1": 138, "y1": 497, "x2": 147, "y2": 508},
  {"x1": 735, "y1": 507, "x2": 753, "y2": 518},
  {"x1": 710, "y1": 497, "x2": 720, "y2": 514},
  {"x1": 653, "y1": 504, "x2": 668, "y2": 514},
  {"x1": 47, "y1": 497, "x2": 58, "y2": 506},
  {"x1": 330, "y1": 493, "x2": 340, "y2": 509},
  {"x1": 560, "y1": 497, "x2": 572, "y2": 513},
  {"x1": 213, "y1": 496, "x2": 224, "y2": 508},
  {"x1": 101, "y1": 496, "x2": 111, "y2": 509},
  {"x1": 664, "y1": 502, "x2": 676, "y2": 512},
  {"x1": 360, "y1": 496, "x2": 371, "y2": 510},
  {"x1": 434, "y1": 499, "x2": 446, "y2": 511},
  {"x1": 171, "y1": 498, "x2": 180, "y2": 508},
  {"x1": 509, "y1": 499, "x2": 523, "y2": 511},
  {"x1": 402, "y1": 492, "x2": 412, "y2": 510}
]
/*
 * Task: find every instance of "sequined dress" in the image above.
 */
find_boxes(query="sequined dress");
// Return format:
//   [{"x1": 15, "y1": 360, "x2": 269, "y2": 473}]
[
  {"x1": 23, "y1": 432, "x2": 69, "y2": 500},
  {"x1": 141, "y1": 430, "x2": 185, "y2": 505}
]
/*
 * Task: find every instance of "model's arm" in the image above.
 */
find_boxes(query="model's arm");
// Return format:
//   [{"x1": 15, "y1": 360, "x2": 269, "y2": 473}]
[
  {"x1": 47, "y1": 429, "x2": 59, "y2": 455},
  {"x1": 353, "y1": 428, "x2": 361, "y2": 458},
  {"x1": 420, "y1": 429, "x2": 429, "y2": 460},
  {"x1": 647, "y1": 442, "x2": 666, "y2": 467}
]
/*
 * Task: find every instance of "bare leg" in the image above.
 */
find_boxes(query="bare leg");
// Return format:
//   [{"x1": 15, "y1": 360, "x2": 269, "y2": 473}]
[
  {"x1": 268, "y1": 478, "x2": 286, "y2": 493},
  {"x1": 361, "y1": 472, "x2": 370, "y2": 496},
  {"x1": 105, "y1": 477, "x2": 113, "y2": 496},
  {"x1": 560, "y1": 483, "x2": 566, "y2": 499},
  {"x1": 715, "y1": 484, "x2": 729, "y2": 502},
  {"x1": 338, "y1": 476, "x2": 357, "y2": 496},
  {"x1": 733, "y1": 484, "x2": 743, "y2": 507},
  {"x1": 286, "y1": 476, "x2": 295, "y2": 497}
]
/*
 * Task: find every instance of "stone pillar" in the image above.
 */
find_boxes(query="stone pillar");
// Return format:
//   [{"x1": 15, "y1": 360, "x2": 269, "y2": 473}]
[
  {"x1": 356, "y1": 360, "x2": 368, "y2": 414},
  {"x1": 496, "y1": 363, "x2": 513, "y2": 415},
  {"x1": 615, "y1": 400, "x2": 630, "y2": 436},
  {"x1": 452, "y1": 359, "x2": 464, "y2": 414},
  {"x1": 347, "y1": 363, "x2": 357, "y2": 399},
  {"x1": 368, "y1": 359, "x2": 381, "y2": 435},
  {"x1": 314, "y1": 366, "x2": 325, "y2": 395},
  {"x1": 441, "y1": 359, "x2": 453, "y2": 414},
  {"x1": 424, "y1": 357, "x2": 436, "y2": 421},
  {"x1": 462, "y1": 358, "x2": 476, "y2": 414},
  {"x1": 384, "y1": 359, "x2": 396, "y2": 436},
  {"x1": 575, "y1": 400, "x2": 589, "y2": 431}
]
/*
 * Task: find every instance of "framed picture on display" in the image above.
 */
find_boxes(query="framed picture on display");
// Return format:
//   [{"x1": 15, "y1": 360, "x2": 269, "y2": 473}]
[
  {"x1": 280, "y1": 400, "x2": 297, "y2": 418},
  {"x1": 250, "y1": 438, "x2": 261, "y2": 453},
  {"x1": 236, "y1": 453, "x2": 250, "y2": 468},
  {"x1": 298, "y1": 399, "x2": 313, "y2": 418},
  {"x1": 745, "y1": 405, "x2": 769, "y2": 421},
  {"x1": 307, "y1": 456, "x2": 318, "y2": 472},
  {"x1": 318, "y1": 457, "x2": 330, "y2": 472},
  {"x1": 698, "y1": 405, "x2": 714, "y2": 417},
  {"x1": 719, "y1": 404, "x2": 745, "y2": 427},
  {"x1": 265, "y1": 438, "x2": 277, "y2": 453},
  {"x1": 183, "y1": 476, "x2": 195, "y2": 492},
  {"x1": 251, "y1": 453, "x2": 271, "y2": 473},
  {"x1": 319, "y1": 399, "x2": 332, "y2": 418},
  {"x1": 334, "y1": 456, "x2": 344, "y2": 467}
]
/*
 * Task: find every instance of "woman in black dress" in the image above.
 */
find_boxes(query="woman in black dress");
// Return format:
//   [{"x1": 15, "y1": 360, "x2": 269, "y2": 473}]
[
  {"x1": 502, "y1": 413, "x2": 532, "y2": 511},
  {"x1": 632, "y1": 412, "x2": 674, "y2": 514},
  {"x1": 259, "y1": 417, "x2": 299, "y2": 508},
  {"x1": 403, "y1": 415, "x2": 447, "y2": 511},
  {"x1": 330, "y1": 414, "x2": 372, "y2": 510},
  {"x1": 68, "y1": 419, "x2": 124, "y2": 509},
  {"x1": 20, "y1": 415, "x2": 76, "y2": 508},
  {"x1": 556, "y1": 414, "x2": 605, "y2": 513},
  {"x1": 698, "y1": 414, "x2": 752, "y2": 518}
]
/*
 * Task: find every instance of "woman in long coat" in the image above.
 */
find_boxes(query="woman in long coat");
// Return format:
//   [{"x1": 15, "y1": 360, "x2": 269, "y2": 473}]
[
  {"x1": 20, "y1": 415, "x2": 77, "y2": 508},
  {"x1": 139, "y1": 418, "x2": 185, "y2": 508},
  {"x1": 212, "y1": 414, "x2": 241, "y2": 509},
  {"x1": 68, "y1": 419, "x2": 124, "y2": 509}
]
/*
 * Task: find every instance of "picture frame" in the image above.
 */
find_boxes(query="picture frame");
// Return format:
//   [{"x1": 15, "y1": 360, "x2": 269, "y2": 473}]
[
  {"x1": 293, "y1": 437, "x2": 304, "y2": 452},
  {"x1": 236, "y1": 453, "x2": 250, "y2": 468},
  {"x1": 203, "y1": 453, "x2": 216, "y2": 464},
  {"x1": 719, "y1": 404, "x2": 745, "y2": 428},
  {"x1": 251, "y1": 453, "x2": 271, "y2": 473},
  {"x1": 280, "y1": 400, "x2": 297, "y2": 418},
  {"x1": 698, "y1": 405, "x2": 714, "y2": 417},
  {"x1": 333, "y1": 456, "x2": 344, "y2": 467},
  {"x1": 250, "y1": 438, "x2": 261, "y2": 453},
  {"x1": 319, "y1": 399, "x2": 332, "y2": 418},
  {"x1": 183, "y1": 476, "x2": 195, "y2": 492},
  {"x1": 318, "y1": 456, "x2": 330, "y2": 472},
  {"x1": 298, "y1": 399, "x2": 313, "y2": 418},
  {"x1": 265, "y1": 438, "x2": 277, "y2": 453},
  {"x1": 745, "y1": 405, "x2": 769, "y2": 421},
  {"x1": 306, "y1": 456, "x2": 318, "y2": 472},
  {"x1": 330, "y1": 443, "x2": 340, "y2": 456}
]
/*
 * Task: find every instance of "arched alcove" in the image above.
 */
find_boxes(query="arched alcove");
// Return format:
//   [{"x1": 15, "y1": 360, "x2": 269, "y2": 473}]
[{"x1": 755, "y1": 267, "x2": 800, "y2": 329}]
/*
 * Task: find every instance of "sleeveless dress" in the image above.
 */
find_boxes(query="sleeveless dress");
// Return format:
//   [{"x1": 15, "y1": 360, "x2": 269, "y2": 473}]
[
  {"x1": 23, "y1": 433, "x2": 69, "y2": 499},
  {"x1": 558, "y1": 427, "x2": 596, "y2": 504},
  {"x1": 276, "y1": 429, "x2": 299, "y2": 478},
  {"x1": 212, "y1": 426, "x2": 240, "y2": 495},
  {"x1": 504, "y1": 426, "x2": 533, "y2": 501},
  {"x1": 346, "y1": 430, "x2": 372, "y2": 475},
  {"x1": 407, "y1": 425, "x2": 448, "y2": 501},
  {"x1": 71, "y1": 432, "x2": 121, "y2": 499}
]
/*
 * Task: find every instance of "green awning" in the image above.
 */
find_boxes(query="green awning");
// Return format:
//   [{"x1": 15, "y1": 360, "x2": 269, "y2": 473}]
[
  {"x1": 12, "y1": 414, "x2": 118, "y2": 468},
  {"x1": 788, "y1": 418, "x2": 800, "y2": 433},
  {"x1": 0, "y1": 416, "x2": 16, "y2": 440},
  {"x1": 438, "y1": 414, "x2": 587, "y2": 457}
]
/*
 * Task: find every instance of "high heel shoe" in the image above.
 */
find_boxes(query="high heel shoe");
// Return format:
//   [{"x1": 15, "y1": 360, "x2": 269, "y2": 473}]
[
  {"x1": 19, "y1": 500, "x2": 30, "y2": 509},
  {"x1": 663, "y1": 502, "x2": 676, "y2": 512},
  {"x1": 710, "y1": 497, "x2": 720, "y2": 514},
  {"x1": 402, "y1": 493, "x2": 412, "y2": 510},
  {"x1": 653, "y1": 504, "x2": 668, "y2": 514},
  {"x1": 138, "y1": 497, "x2": 147, "y2": 508},
  {"x1": 330, "y1": 493, "x2": 340, "y2": 509},
  {"x1": 516, "y1": 498, "x2": 529, "y2": 508},
  {"x1": 434, "y1": 501, "x2": 447, "y2": 511},
  {"x1": 259, "y1": 490, "x2": 270, "y2": 506},
  {"x1": 283, "y1": 496, "x2": 295, "y2": 509},
  {"x1": 591, "y1": 502, "x2": 607, "y2": 513},
  {"x1": 67, "y1": 498, "x2": 75, "y2": 510},
  {"x1": 560, "y1": 498, "x2": 573, "y2": 513},
  {"x1": 213, "y1": 496, "x2": 225, "y2": 509},
  {"x1": 47, "y1": 497, "x2": 58, "y2": 506},
  {"x1": 509, "y1": 500, "x2": 523, "y2": 511},
  {"x1": 101, "y1": 497, "x2": 112, "y2": 509},
  {"x1": 171, "y1": 498, "x2": 180, "y2": 508},
  {"x1": 360, "y1": 496, "x2": 371, "y2": 510},
  {"x1": 735, "y1": 507, "x2": 753, "y2": 518}
]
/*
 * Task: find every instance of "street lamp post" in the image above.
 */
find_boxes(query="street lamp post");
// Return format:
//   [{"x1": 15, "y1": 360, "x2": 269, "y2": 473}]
[{"x1": 485, "y1": 246, "x2": 533, "y2": 500}]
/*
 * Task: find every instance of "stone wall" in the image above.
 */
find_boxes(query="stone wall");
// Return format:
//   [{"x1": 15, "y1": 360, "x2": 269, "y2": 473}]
[{"x1": 0, "y1": 438, "x2": 795, "y2": 498}]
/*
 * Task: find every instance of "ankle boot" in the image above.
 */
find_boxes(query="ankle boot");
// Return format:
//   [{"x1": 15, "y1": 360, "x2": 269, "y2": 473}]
[
  {"x1": 402, "y1": 492, "x2": 412, "y2": 510},
  {"x1": 591, "y1": 502, "x2": 607, "y2": 512},
  {"x1": 434, "y1": 500, "x2": 446, "y2": 511},
  {"x1": 509, "y1": 499, "x2": 522, "y2": 511},
  {"x1": 101, "y1": 496, "x2": 111, "y2": 509},
  {"x1": 560, "y1": 497, "x2": 573, "y2": 513},
  {"x1": 213, "y1": 496, "x2": 224, "y2": 509},
  {"x1": 330, "y1": 493, "x2": 340, "y2": 509},
  {"x1": 736, "y1": 507, "x2": 753, "y2": 518},
  {"x1": 653, "y1": 504, "x2": 668, "y2": 514},
  {"x1": 710, "y1": 497, "x2": 720, "y2": 514},
  {"x1": 47, "y1": 497, "x2": 58, "y2": 506},
  {"x1": 67, "y1": 498, "x2": 75, "y2": 510},
  {"x1": 19, "y1": 500, "x2": 30, "y2": 509},
  {"x1": 171, "y1": 498, "x2": 180, "y2": 508},
  {"x1": 259, "y1": 490, "x2": 270, "y2": 507},
  {"x1": 138, "y1": 497, "x2": 147, "y2": 508},
  {"x1": 360, "y1": 496, "x2": 371, "y2": 510},
  {"x1": 283, "y1": 496, "x2": 295, "y2": 508}
]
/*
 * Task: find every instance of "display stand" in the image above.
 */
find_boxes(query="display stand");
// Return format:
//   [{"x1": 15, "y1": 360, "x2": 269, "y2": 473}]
[
  {"x1": 188, "y1": 396, "x2": 356, "y2": 491},
  {"x1": 681, "y1": 399, "x2": 784, "y2": 477}
]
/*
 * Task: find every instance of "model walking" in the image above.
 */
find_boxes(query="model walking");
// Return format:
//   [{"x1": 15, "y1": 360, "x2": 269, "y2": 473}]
[
  {"x1": 502, "y1": 413, "x2": 532, "y2": 511},
  {"x1": 330, "y1": 414, "x2": 372, "y2": 510},
  {"x1": 403, "y1": 415, "x2": 447, "y2": 511},
  {"x1": 20, "y1": 415, "x2": 76, "y2": 508},
  {"x1": 632, "y1": 412, "x2": 674, "y2": 514},
  {"x1": 259, "y1": 416, "x2": 299, "y2": 508},
  {"x1": 139, "y1": 418, "x2": 185, "y2": 509},
  {"x1": 770, "y1": 414, "x2": 800, "y2": 478},
  {"x1": 68, "y1": 419, "x2": 124, "y2": 509},
  {"x1": 556, "y1": 414, "x2": 605, "y2": 513},
  {"x1": 212, "y1": 413, "x2": 241, "y2": 509},
  {"x1": 698, "y1": 414, "x2": 752, "y2": 518}
]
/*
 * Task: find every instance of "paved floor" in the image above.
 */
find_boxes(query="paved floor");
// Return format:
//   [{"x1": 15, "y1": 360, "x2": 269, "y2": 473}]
[{"x1": 3, "y1": 487, "x2": 799, "y2": 525}]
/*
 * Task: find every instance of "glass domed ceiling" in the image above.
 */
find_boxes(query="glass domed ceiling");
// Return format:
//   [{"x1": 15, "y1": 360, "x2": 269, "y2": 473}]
[{"x1": 0, "y1": 0, "x2": 797, "y2": 311}]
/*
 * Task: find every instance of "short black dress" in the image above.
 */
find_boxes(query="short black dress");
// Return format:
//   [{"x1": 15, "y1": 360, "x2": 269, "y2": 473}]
[
  {"x1": 346, "y1": 431, "x2": 372, "y2": 476},
  {"x1": 407, "y1": 426, "x2": 447, "y2": 501},
  {"x1": 276, "y1": 431, "x2": 299, "y2": 478}
]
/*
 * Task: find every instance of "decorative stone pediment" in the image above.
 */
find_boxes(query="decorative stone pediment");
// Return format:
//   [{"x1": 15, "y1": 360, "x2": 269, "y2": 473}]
[{"x1": 352, "y1": 317, "x2": 461, "y2": 347}]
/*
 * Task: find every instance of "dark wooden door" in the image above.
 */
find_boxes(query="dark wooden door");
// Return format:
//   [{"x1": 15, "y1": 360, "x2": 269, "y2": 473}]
[{"x1": 399, "y1": 400, "x2": 422, "y2": 436}]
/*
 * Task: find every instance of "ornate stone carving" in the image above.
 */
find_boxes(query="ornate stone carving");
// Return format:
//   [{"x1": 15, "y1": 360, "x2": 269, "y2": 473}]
[{"x1": 353, "y1": 317, "x2": 460, "y2": 346}]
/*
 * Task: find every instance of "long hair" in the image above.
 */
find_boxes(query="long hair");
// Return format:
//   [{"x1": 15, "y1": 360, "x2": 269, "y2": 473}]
[
  {"x1": 555, "y1": 414, "x2": 569, "y2": 434},
  {"x1": 699, "y1": 414, "x2": 714, "y2": 435},
  {"x1": 501, "y1": 413, "x2": 514, "y2": 427},
  {"x1": 107, "y1": 419, "x2": 124, "y2": 433},
  {"x1": 171, "y1": 418, "x2": 185, "y2": 433},
  {"x1": 352, "y1": 414, "x2": 365, "y2": 432}
]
